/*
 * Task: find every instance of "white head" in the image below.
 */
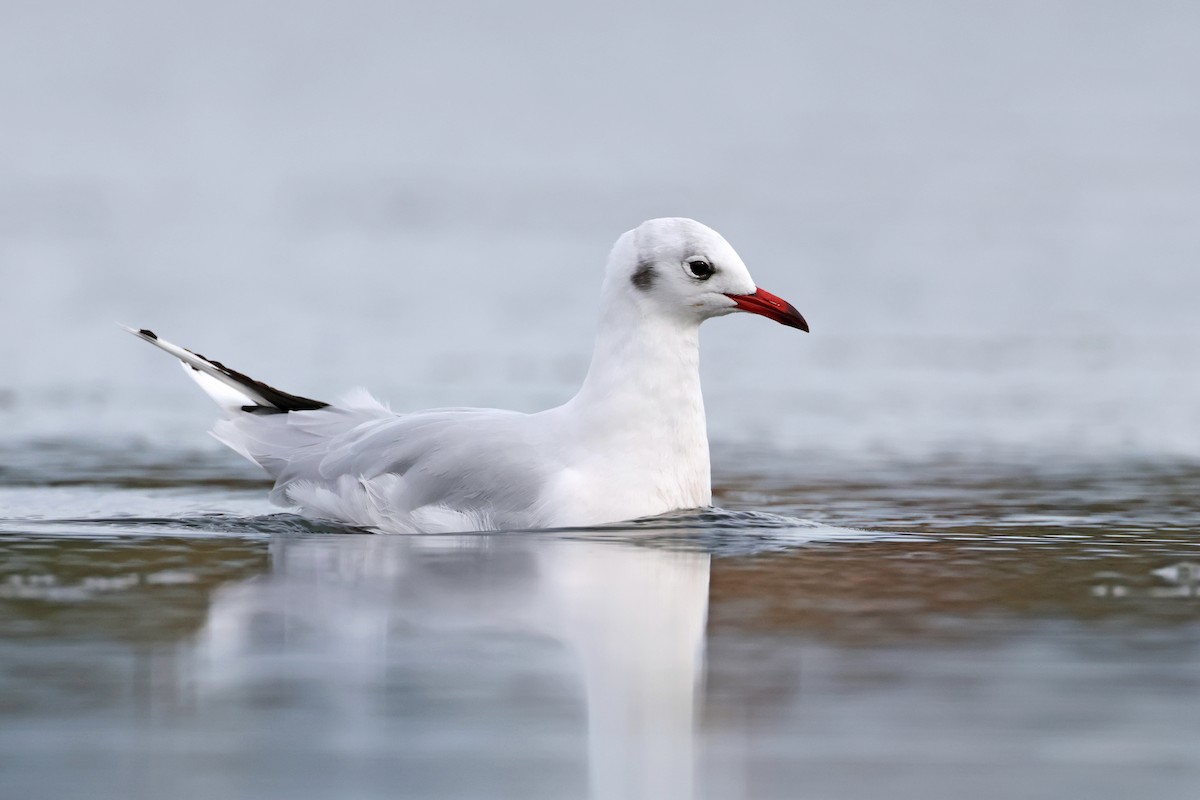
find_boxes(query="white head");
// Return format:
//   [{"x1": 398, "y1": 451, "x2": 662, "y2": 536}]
[{"x1": 603, "y1": 218, "x2": 808, "y2": 331}]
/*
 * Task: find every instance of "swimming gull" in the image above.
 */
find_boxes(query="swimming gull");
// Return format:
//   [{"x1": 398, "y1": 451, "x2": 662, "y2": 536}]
[{"x1": 126, "y1": 217, "x2": 807, "y2": 533}]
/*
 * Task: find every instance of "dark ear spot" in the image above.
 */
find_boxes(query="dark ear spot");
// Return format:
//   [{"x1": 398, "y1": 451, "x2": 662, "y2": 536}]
[{"x1": 631, "y1": 259, "x2": 655, "y2": 290}]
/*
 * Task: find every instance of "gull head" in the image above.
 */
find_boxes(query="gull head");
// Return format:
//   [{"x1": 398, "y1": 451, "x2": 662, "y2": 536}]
[{"x1": 607, "y1": 218, "x2": 808, "y2": 332}]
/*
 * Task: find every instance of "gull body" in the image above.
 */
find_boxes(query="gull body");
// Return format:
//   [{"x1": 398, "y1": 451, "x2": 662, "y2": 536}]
[{"x1": 128, "y1": 218, "x2": 807, "y2": 533}]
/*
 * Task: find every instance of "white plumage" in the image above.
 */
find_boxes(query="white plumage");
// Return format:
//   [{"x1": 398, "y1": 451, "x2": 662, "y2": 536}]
[{"x1": 128, "y1": 218, "x2": 807, "y2": 533}]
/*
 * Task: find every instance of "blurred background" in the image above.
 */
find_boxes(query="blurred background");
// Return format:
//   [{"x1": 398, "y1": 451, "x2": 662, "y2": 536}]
[{"x1": 2, "y1": 0, "x2": 1197, "y2": 461}]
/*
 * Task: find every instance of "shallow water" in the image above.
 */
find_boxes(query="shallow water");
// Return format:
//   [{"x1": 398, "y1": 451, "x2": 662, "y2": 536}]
[{"x1": 2, "y1": 444, "x2": 1198, "y2": 799}]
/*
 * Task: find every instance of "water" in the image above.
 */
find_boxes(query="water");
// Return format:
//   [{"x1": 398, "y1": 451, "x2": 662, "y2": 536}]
[
  {"x1": 2, "y1": 447, "x2": 1198, "y2": 798},
  {"x1": 3, "y1": 0, "x2": 1199, "y2": 797}
]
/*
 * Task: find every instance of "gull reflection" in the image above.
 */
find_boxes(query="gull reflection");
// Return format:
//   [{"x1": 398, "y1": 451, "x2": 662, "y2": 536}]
[{"x1": 191, "y1": 533, "x2": 710, "y2": 800}]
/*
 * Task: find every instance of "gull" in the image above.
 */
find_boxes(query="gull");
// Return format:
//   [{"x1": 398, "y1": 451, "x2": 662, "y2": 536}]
[{"x1": 127, "y1": 217, "x2": 807, "y2": 533}]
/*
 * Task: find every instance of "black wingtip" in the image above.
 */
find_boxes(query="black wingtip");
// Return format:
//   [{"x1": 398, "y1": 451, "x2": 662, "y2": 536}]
[
  {"x1": 124, "y1": 322, "x2": 330, "y2": 414},
  {"x1": 241, "y1": 404, "x2": 287, "y2": 415}
]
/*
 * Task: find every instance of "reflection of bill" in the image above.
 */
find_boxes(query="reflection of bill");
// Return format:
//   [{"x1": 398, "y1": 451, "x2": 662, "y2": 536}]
[
  {"x1": 1092, "y1": 561, "x2": 1200, "y2": 599},
  {"x1": 192, "y1": 534, "x2": 710, "y2": 800}
]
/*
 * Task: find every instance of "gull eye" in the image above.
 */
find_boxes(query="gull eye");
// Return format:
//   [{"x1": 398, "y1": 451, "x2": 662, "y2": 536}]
[{"x1": 687, "y1": 260, "x2": 714, "y2": 280}]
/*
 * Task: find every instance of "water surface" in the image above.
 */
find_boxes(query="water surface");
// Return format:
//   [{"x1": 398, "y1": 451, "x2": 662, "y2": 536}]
[{"x1": 2, "y1": 445, "x2": 1198, "y2": 799}]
